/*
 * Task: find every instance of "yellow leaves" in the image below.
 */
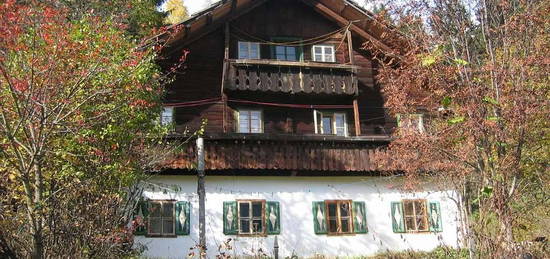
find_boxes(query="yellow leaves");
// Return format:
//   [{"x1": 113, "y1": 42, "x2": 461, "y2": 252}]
[
  {"x1": 164, "y1": 0, "x2": 189, "y2": 25},
  {"x1": 421, "y1": 54, "x2": 437, "y2": 67}
]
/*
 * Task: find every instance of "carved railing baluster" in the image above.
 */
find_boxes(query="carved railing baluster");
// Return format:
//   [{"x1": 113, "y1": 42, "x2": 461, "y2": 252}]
[{"x1": 227, "y1": 61, "x2": 357, "y2": 95}]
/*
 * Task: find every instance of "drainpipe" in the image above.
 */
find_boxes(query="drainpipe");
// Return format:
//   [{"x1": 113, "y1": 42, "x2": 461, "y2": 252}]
[{"x1": 197, "y1": 137, "x2": 206, "y2": 257}]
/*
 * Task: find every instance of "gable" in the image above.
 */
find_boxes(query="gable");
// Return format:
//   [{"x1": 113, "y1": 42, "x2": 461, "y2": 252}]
[{"x1": 160, "y1": 0, "x2": 400, "y2": 56}]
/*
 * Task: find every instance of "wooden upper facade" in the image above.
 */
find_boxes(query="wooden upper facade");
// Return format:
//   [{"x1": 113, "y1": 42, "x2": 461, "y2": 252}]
[{"x1": 159, "y1": 0, "x2": 400, "y2": 172}]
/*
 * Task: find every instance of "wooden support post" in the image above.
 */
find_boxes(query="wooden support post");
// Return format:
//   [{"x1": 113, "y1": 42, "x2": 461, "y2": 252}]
[
  {"x1": 353, "y1": 99, "x2": 361, "y2": 136},
  {"x1": 221, "y1": 23, "x2": 230, "y2": 133},
  {"x1": 347, "y1": 30, "x2": 361, "y2": 136},
  {"x1": 197, "y1": 137, "x2": 206, "y2": 257}
]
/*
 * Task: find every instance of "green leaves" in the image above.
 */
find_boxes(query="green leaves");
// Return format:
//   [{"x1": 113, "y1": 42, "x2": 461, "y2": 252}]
[
  {"x1": 448, "y1": 116, "x2": 465, "y2": 124},
  {"x1": 483, "y1": 96, "x2": 499, "y2": 105},
  {"x1": 441, "y1": 96, "x2": 452, "y2": 108},
  {"x1": 453, "y1": 58, "x2": 469, "y2": 65}
]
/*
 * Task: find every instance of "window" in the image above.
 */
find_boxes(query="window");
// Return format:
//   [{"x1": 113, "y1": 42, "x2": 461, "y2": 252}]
[
  {"x1": 312, "y1": 200, "x2": 367, "y2": 235},
  {"x1": 326, "y1": 200, "x2": 353, "y2": 234},
  {"x1": 161, "y1": 107, "x2": 174, "y2": 126},
  {"x1": 148, "y1": 201, "x2": 175, "y2": 236},
  {"x1": 238, "y1": 200, "x2": 265, "y2": 235},
  {"x1": 314, "y1": 111, "x2": 347, "y2": 136},
  {"x1": 133, "y1": 200, "x2": 190, "y2": 237},
  {"x1": 223, "y1": 200, "x2": 280, "y2": 236},
  {"x1": 397, "y1": 113, "x2": 425, "y2": 133},
  {"x1": 237, "y1": 109, "x2": 263, "y2": 133},
  {"x1": 238, "y1": 41, "x2": 260, "y2": 59},
  {"x1": 272, "y1": 37, "x2": 302, "y2": 61},
  {"x1": 391, "y1": 200, "x2": 442, "y2": 233},
  {"x1": 312, "y1": 45, "x2": 335, "y2": 62},
  {"x1": 403, "y1": 199, "x2": 429, "y2": 232}
]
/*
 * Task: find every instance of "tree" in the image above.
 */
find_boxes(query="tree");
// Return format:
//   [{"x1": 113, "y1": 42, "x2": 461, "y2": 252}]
[
  {"x1": 164, "y1": 0, "x2": 189, "y2": 25},
  {"x1": 368, "y1": 0, "x2": 549, "y2": 257},
  {"x1": 58, "y1": 0, "x2": 166, "y2": 38},
  {"x1": 0, "y1": 1, "x2": 185, "y2": 258}
]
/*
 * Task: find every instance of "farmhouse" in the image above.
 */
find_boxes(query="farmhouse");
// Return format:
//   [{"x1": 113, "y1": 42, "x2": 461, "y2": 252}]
[{"x1": 134, "y1": 0, "x2": 462, "y2": 257}]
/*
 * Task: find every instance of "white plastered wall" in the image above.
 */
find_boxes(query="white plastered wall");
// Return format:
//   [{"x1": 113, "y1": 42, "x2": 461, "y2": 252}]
[{"x1": 135, "y1": 176, "x2": 463, "y2": 258}]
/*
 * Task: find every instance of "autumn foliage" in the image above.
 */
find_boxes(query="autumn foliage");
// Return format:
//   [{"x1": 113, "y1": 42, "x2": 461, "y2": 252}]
[
  {"x1": 368, "y1": 0, "x2": 549, "y2": 257},
  {"x1": 0, "y1": 0, "x2": 178, "y2": 258}
]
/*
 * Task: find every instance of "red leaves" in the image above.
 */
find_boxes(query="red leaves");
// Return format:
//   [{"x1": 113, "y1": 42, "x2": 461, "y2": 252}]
[
  {"x1": 12, "y1": 79, "x2": 28, "y2": 92},
  {"x1": 130, "y1": 99, "x2": 154, "y2": 108},
  {"x1": 43, "y1": 7, "x2": 57, "y2": 19}
]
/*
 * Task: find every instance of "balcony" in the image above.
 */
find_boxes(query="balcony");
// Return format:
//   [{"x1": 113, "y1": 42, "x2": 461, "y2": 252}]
[
  {"x1": 224, "y1": 59, "x2": 358, "y2": 95},
  {"x1": 163, "y1": 133, "x2": 390, "y2": 172}
]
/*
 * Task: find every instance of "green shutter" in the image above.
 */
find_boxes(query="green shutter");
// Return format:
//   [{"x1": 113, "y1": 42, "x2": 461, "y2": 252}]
[
  {"x1": 175, "y1": 201, "x2": 190, "y2": 235},
  {"x1": 428, "y1": 201, "x2": 443, "y2": 232},
  {"x1": 133, "y1": 200, "x2": 148, "y2": 235},
  {"x1": 391, "y1": 202, "x2": 405, "y2": 233},
  {"x1": 352, "y1": 201, "x2": 368, "y2": 234},
  {"x1": 223, "y1": 201, "x2": 238, "y2": 235},
  {"x1": 312, "y1": 201, "x2": 327, "y2": 234},
  {"x1": 266, "y1": 201, "x2": 280, "y2": 235}
]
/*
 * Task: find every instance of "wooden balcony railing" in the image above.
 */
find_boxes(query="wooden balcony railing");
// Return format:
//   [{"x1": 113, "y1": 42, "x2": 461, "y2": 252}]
[{"x1": 224, "y1": 59, "x2": 358, "y2": 95}]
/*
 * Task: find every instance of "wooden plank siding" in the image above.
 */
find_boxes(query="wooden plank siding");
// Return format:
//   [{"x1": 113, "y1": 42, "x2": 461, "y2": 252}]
[
  {"x1": 164, "y1": 138, "x2": 384, "y2": 172},
  {"x1": 161, "y1": 0, "x2": 397, "y2": 144}
]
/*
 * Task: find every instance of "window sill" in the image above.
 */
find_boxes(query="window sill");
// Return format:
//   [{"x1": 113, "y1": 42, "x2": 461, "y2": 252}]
[
  {"x1": 327, "y1": 232, "x2": 356, "y2": 236},
  {"x1": 237, "y1": 233, "x2": 268, "y2": 237},
  {"x1": 401, "y1": 230, "x2": 432, "y2": 234},
  {"x1": 145, "y1": 235, "x2": 178, "y2": 238}
]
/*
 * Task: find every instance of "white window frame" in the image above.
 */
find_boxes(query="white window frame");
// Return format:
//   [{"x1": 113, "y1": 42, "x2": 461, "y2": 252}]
[
  {"x1": 237, "y1": 200, "x2": 266, "y2": 235},
  {"x1": 148, "y1": 200, "x2": 176, "y2": 236},
  {"x1": 314, "y1": 110, "x2": 348, "y2": 136},
  {"x1": 161, "y1": 106, "x2": 174, "y2": 126},
  {"x1": 237, "y1": 109, "x2": 263, "y2": 133},
  {"x1": 397, "y1": 113, "x2": 425, "y2": 133},
  {"x1": 238, "y1": 41, "x2": 260, "y2": 59},
  {"x1": 312, "y1": 45, "x2": 335, "y2": 63}
]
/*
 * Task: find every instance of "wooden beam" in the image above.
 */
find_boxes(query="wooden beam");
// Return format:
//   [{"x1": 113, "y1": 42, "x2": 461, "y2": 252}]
[
  {"x1": 166, "y1": 0, "x2": 268, "y2": 55},
  {"x1": 301, "y1": 0, "x2": 395, "y2": 55},
  {"x1": 231, "y1": 0, "x2": 238, "y2": 12},
  {"x1": 347, "y1": 30, "x2": 361, "y2": 136},
  {"x1": 353, "y1": 99, "x2": 361, "y2": 136},
  {"x1": 231, "y1": 59, "x2": 358, "y2": 70},
  {"x1": 206, "y1": 12, "x2": 213, "y2": 25},
  {"x1": 339, "y1": 3, "x2": 348, "y2": 14},
  {"x1": 221, "y1": 23, "x2": 230, "y2": 133}
]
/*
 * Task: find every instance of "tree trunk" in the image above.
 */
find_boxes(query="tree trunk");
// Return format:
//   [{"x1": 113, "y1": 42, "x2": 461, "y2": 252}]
[{"x1": 31, "y1": 160, "x2": 45, "y2": 259}]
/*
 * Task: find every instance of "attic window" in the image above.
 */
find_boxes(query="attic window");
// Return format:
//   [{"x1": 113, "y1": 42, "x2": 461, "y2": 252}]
[
  {"x1": 238, "y1": 41, "x2": 260, "y2": 59},
  {"x1": 271, "y1": 37, "x2": 302, "y2": 61},
  {"x1": 312, "y1": 45, "x2": 335, "y2": 62}
]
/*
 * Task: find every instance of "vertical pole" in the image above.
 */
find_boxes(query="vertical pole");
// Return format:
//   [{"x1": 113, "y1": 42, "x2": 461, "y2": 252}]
[
  {"x1": 221, "y1": 23, "x2": 230, "y2": 133},
  {"x1": 196, "y1": 137, "x2": 206, "y2": 257},
  {"x1": 273, "y1": 236, "x2": 279, "y2": 259}
]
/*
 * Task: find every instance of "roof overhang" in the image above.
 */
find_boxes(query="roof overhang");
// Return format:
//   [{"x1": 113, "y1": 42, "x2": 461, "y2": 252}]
[{"x1": 154, "y1": 0, "x2": 403, "y2": 57}]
